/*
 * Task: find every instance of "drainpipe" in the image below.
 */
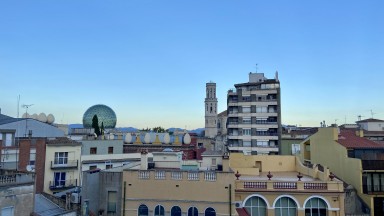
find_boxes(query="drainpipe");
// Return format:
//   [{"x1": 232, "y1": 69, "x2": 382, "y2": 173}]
[
  {"x1": 123, "y1": 181, "x2": 126, "y2": 216},
  {"x1": 229, "y1": 184, "x2": 232, "y2": 216}
]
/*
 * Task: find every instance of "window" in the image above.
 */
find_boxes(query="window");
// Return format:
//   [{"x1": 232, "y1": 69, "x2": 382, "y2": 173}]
[
  {"x1": 108, "y1": 147, "x2": 113, "y2": 154},
  {"x1": 243, "y1": 129, "x2": 251, "y2": 136},
  {"x1": 171, "y1": 206, "x2": 182, "y2": 216},
  {"x1": 89, "y1": 165, "x2": 97, "y2": 170},
  {"x1": 256, "y1": 118, "x2": 268, "y2": 124},
  {"x1": 243, "y1": 96, "x2": 251, "y2": 101},
  {"x1": 90, "y1": 147, "x2": 97, "y2": 154},
  {"x1": 275, "y1": 197, "x2": 297, "y2": 216},
  {"x1": 5, "y1": 133, "x2": 13, "y2": 146},
  {"x1": 212, "y1": 158, "x2": 217, "y2": 166},
  {"x1": 1, "y1": 206, "x2": 14, "y2": 216},
  {"x1": 106, "y1": 164, "x2": 113, "y2": 169},
  {"x1": 54, "y1": 152, "x2": 68, "y2": 165},
  {"x1": 138, "y1": 204, "x2": 148, "y2": 216},
  {"x1": 365, "y1": 173, "x2": 384, "y2": 193},
  {"x1": 188, "y1": 207, "x2": 198, "y2": 216},
  {"x1": 54, "y1": 172, "x2": 66, "y2": 187},
  {"x1": 243, "y1": 106, "x2": 251, "y2": 113},
  {"x1": 154, "y1": 205, "x2": 165, "y2": 216},
  {"x1": 256, "y1": 106, "x2": 267, "y2": 113},
  {"x1": 107, "y1": 191, "x2": 117, "y2": 213},
  {"x1": 205, "y1": 207, "x2": 216, "y2": 216},
  {"x1": 257, "y1": 141, "x2": 269, "y2": 146},
  {"x1": 243, "y1": 141, "x2": 251, "y2": 147},
  {"x1": 243, "y1": 117, "x2": 251, "y2": 124},
  {"x1": 305, "y1": 197, "x2": 327, "y2": 216},
  {"x1": 244, "y1": 196, "x2": 267, "y2": 216}
]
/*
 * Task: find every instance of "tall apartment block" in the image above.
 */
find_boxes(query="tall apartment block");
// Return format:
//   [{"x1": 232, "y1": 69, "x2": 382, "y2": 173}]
[
  {"x1": 227, "y1": 72, "x2": 281, "y2": 154},
  {"x1": 204, "y1": 82, "x2": 218, "y2": 138}
]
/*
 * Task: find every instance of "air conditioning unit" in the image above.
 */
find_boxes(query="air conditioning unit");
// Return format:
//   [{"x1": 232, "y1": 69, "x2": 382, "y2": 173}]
[
  {"x1": 70, "y1": 193, "x2": 80, "y2": 204},
  {"x1": 234, "y1": 201, "x2": 242, "y2": 208}
]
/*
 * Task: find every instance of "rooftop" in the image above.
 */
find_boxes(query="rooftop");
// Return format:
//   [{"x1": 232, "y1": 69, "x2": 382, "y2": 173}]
[
  {"x1": 356, "y1": 118, "x2": 384, "y2": 123},
  {"x1": 337, "y1": 130, "x2": 384, "y2": 149}
]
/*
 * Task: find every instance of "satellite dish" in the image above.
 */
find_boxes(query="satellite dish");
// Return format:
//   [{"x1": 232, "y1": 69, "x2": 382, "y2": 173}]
[{"x1": 26, "y1": 165, "x2": 35, "y2": 172}]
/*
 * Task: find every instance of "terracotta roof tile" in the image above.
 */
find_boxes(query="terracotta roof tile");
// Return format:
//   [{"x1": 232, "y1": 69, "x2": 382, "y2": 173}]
[{"x1": 337, "y1": 130, "x2": 384, "y2": 149}]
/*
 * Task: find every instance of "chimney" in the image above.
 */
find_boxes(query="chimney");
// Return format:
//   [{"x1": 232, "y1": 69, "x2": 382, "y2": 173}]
[
  {"x1": 140, "y1": 149, "x2": 148, "y2": 170},
  {"x1": 222, "y1": 152, "x2": 230, "y2": 172},
  {"x1": 355, "y1": 129, "x2": 364, "y2": 137}
]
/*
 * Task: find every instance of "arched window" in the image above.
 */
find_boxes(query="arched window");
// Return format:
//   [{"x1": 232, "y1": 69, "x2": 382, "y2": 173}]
[
  {"x1": 154, "y1": 205, "x2": 165, "y2": 216},
  {"x1": 305, "y1": 198, "x2": 327, "y2": 216},
  {"x1": 171, "y1": 206, "x2": 182, "y2": 216},
  {"x1": 138, "y1": 204, "x2": 148, "y2": 216},
  {"x1": 205, "y1": 207, "x2": 216, "y2": 216},
  {"x1": 244, "y1": 196, "x2": 267, "y2": 216},
  {"x1": 188, "y1": 207, "x2": 198, "y2": 216},
  {"x1": 275, "y1": 197, "x2": 297, "y2": 216}
]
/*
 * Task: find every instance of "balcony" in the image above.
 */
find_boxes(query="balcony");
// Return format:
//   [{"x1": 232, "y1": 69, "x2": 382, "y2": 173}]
[
  {"x1": 49, "y1": 179, "x2": 78, "y2": 191},
  {"x1": 51, "y1": 160, "x2": 78, "y2": 169},
  {"x1": 362, "y1": 160, "x2": 384, "y2": 170},
  {"x1": 0, "y1": 173, "x2": 34, "y2": 186}
]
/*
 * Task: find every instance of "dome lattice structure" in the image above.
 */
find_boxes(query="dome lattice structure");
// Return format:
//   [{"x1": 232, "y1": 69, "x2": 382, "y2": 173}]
[{"x1": 83, "y1": 104, "x2": 117, "y2": 128}]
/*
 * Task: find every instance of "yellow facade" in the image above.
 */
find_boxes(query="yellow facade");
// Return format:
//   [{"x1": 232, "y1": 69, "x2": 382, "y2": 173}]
[
  {"x1": 299, "y1": 127, "x2": 383, "y2": 216},
  {"x1": 44, "y1": 142, "x2": 82, "y2": 195},
  {"x1": 122, "y1": 153, "x2": 345, "y2": 216},
  {"x1": 123, "y1": 169, "x2": 236, "y2": 215},
  {"x1": 230, "y1": 153, "x2": 344, "y2": 216}
]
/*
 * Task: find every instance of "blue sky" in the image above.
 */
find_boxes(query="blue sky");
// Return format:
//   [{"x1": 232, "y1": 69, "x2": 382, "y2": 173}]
[{"x1": 0, "y1": 1, "x2": 383, "y2": 129}]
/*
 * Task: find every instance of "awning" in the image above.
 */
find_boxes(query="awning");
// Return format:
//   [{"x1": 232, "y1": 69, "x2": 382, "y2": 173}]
[{"x1": 236, "y1": 208, "x2": 250, "y2": 216}]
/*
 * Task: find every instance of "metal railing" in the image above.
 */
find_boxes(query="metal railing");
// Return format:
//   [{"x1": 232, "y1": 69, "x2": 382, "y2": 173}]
[
  {"x1": 51, "y1": 160, "x2": 78, "y2": 169},
  {"x1": 49, "y1": 179, "x2": 77, "y2": 190}
]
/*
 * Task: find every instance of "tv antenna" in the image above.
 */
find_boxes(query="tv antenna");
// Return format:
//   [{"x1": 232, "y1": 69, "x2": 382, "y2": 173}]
[
  {"x1": 22, "y1": 104, "x2": 33, "y2": 138},
  {"x1": 370, "y1": 110, "x2": 377, "y2": 119},
  {"x1": 22, "y1": 104, "x2": 34, "y2": 116}
]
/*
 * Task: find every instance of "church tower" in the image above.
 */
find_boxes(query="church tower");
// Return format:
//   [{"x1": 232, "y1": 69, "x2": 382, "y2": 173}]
[{"x1": 205, "y1": 82, "x2": 218, "y2": 138}]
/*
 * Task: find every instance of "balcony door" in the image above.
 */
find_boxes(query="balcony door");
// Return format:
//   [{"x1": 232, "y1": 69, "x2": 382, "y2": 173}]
[{"x1": 54, "y1": 172, "x2": 66, "y2": 187}]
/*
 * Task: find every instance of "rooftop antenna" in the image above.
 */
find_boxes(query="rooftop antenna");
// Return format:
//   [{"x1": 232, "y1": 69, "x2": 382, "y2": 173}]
[
  {"x1": 22, "y1": 104, "x2": 33, "y2": 137},
  {"x1": 255, "y1": 63, "x2": 258, "y2": 73},
  {"x1": 17, "y1": 95, "x2": 20, "y2": 118},
  {"x1": 22, "y1": 104, "x2": 34, "y2": 117},
  {"x1": 370, "y1": 110, "x2": 377, "y2": 119}
]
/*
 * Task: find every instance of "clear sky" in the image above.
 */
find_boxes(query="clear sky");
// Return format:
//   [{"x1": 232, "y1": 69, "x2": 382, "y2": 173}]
[{"x1": 0, "y1": 1, "x2": 383, "y2": 129}]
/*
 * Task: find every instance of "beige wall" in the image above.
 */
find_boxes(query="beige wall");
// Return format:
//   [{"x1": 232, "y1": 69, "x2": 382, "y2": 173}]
[
  {"x1": 44, "y1": 144, "x2": 81, "y2": 194},
  {"x1": 123, "y1": 170, "x2": 236, "y2": 215},
  {"x1": 230, "y1": 153, "x2": 296, "y2": 173},
  {"x1": 300, "y1": 127, "x2": 375, "y2": 215}
]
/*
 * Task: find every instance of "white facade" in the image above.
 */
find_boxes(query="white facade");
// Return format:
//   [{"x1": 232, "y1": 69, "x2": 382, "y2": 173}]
[
  {"x1": 227, "y1": 72, "x2": 281, "y2": 154},
  {"x1": 357, "y1": 119, "x2": 384, "y2": 131},
  {"x1": 204, "y1": 82, "x2": 218, "y2": 138}
]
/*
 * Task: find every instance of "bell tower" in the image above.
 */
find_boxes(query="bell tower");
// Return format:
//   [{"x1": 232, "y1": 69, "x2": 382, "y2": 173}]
[{"x1": 205, "y1": 82, "x2": 218, "y2": 138}]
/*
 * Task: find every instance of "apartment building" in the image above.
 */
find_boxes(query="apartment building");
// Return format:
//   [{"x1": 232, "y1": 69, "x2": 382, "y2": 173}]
[
  {"x1": 227, "y1": 72, "x2": 281, "y2": 154},
  {"x1": 44, "y1": 138, "x2": 81, "y2": 195},
  {"x1": 300, "y1": 127, "x2": 384, "y2": 216}
]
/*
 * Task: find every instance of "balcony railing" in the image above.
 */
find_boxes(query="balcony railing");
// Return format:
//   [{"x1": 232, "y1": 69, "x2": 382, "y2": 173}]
[
  {"x1": 136, "y1": 170, "x2": 219, "y2": 182},
  {"x1": 236, "y1": 180, "x2": 342, "y2": 192},
  {"x1": 362, "y1": 160, "x2": 384, "y2": 170},
  {"x1": 49, "y1": 179, "x2": 78, "y2": 190},
  {"x1": 51, "y1": 160, "x2": 78, "y2": 169},
  {"x1": 0, "y1": 173, "x2": 34, "y2": 186}
]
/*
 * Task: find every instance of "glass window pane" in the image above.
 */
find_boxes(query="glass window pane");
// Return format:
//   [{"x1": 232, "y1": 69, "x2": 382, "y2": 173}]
[{"x1": 171, "y1": 206, "x2": 182, "y2": 216}]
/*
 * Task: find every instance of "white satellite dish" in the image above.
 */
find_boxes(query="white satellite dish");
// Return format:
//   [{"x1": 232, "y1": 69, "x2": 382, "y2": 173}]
[{"x1": 26, "y1": 165, "x2": 35, "y2": 172}]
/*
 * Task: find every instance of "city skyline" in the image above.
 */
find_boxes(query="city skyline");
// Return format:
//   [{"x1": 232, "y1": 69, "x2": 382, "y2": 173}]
[{"x1": 1, "y1": 1, "x2": 383, "y2": 129}]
